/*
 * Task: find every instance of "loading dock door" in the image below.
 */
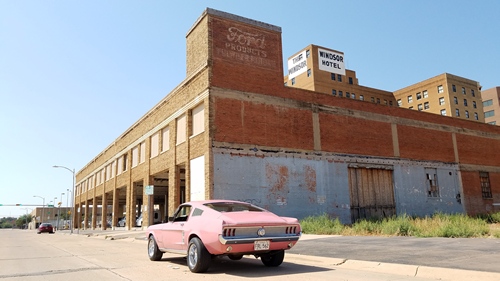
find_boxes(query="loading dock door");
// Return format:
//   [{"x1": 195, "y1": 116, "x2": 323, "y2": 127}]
[{"x1": 348, "y1": 167, "x2": 395, "y2": 223}]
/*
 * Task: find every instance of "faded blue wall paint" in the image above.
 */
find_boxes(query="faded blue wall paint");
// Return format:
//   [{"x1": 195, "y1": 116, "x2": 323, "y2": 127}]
[
  {"x1": 393, "y1": 166, "x2": 464, "y2": 217},
  {"x1": 213, "y1": 152, "x2": 464, "y2": 223},
  {"x1": 213, "y1": 153, "x2": 352, "y2": 223}
]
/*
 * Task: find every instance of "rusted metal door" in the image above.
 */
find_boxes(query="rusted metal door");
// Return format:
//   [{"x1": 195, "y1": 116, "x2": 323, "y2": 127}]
[{"x1": 348, "y1": 167, "x2": 395, "y2": 223}]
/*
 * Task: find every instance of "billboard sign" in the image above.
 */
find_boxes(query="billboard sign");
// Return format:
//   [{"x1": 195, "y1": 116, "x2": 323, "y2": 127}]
[
  {"x1": 318, "y1": 48, "x2": 345, "y2": 75},
  {"x1": 287, "y1": 50, "x2": 308, "y2": 79}
]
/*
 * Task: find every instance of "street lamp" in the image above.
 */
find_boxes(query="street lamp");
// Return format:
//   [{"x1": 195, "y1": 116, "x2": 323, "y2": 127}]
[
  {"x1": 53, "y1": 165, "x2": 75, "y2": 234},
  {"x1": 33, "y1": 195, "x2": 45, "y2": 224},
  {"x1": 21, "y1": 208, "x2": 32, "y2": 229}
]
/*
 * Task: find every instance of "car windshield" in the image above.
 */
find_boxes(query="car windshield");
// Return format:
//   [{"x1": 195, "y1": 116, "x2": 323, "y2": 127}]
[{"x1": 204, "y1": 202, "x2": 265, "y2": 213}]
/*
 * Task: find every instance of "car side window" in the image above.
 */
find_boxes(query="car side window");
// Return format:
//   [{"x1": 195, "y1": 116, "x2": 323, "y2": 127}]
[{"x1": 173, "y1": 205, "x2": 191, "y2": 222}]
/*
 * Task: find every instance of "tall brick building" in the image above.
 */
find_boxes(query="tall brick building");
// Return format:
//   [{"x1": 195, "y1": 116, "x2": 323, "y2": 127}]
[{"x1": 73, "y1": 8, "x2": 500, "y2": 230}]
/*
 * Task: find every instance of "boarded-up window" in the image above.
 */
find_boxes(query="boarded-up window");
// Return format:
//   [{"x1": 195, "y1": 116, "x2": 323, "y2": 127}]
[
  {"x1": 151, "y1": 132, "x2": 159, "y2": 158},
  {"x1": 162, "y1": 127, "x2": 170, "y2": 152},
  {"x1": 191, "y1": 103, "x2": 205, "y2": 136},
  {"x1": 117, "y1": 156, "x2": 123, "y2": 175},
  {"x1": 106, "y1": 164, "x2": 111, "y2": 181},
  {"x1": 132, "y1": 146, "x2": 139, "y2": 167},
  {"x1": 176, "y1": 114, "x2": 186, "y2": 145},
  {"x1": 480, "y1": 172, "x2": 492, "y2": 199},
  {"x1": 349, "y1": 167, "x2": 395, "y2": 222},
  {"x1": 425, "y1": 168, "x2": 439, "y2": 197},
  {"x1": 111, "y1": 160, "x2": 116, "y2": 178},
  {"x1": 190, "y1": 155, "x2": 205, "y2": 201},
  {"x1": 100, "y1": 168, "x2": 105, "y2": 183},
  {"x1": 140, "y1": 142, "x2": 145, "y2": 163}
]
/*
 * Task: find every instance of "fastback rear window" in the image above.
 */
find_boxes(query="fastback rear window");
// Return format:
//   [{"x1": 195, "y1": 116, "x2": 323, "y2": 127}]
[{"x1": 204, "y1": 202, "x2": 264, "y2": 213}]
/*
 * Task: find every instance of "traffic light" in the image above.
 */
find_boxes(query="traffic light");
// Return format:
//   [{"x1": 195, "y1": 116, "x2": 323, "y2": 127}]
[{"x1": 16, "y1": 204, "x2": 22, "y2": 206}]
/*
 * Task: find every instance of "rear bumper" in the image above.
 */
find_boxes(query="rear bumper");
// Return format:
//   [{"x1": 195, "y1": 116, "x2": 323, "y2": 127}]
[{"x1": 218, "y1": 234, "x2": 301, "y2": 245}]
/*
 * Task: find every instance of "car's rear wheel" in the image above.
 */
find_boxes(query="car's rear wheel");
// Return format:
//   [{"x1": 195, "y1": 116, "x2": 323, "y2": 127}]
[
  {"x1": 261, "y1": 250, "x2": 285, "y2": 267},
  {"x1": 148, "y1": 236, "x2": 163, "y2": 261},
  {"x1": 187, "y1": 237, "x2": 211, "y2": 273}
]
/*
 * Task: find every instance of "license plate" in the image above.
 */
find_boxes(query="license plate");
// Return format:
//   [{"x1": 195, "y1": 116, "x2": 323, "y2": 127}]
[{"x1": 254, "y1": 240, "x2": 270, "y2": 251}]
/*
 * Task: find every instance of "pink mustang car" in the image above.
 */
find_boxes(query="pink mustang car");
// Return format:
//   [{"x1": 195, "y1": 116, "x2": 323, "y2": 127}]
[{"x1": 146, "y1": 200, "x2": 301, "y2": 273}]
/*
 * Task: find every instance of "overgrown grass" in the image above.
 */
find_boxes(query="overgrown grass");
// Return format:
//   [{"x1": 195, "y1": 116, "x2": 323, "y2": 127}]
[{"x1": 300, "y1": 212, "x2": 499, "y2": 238}]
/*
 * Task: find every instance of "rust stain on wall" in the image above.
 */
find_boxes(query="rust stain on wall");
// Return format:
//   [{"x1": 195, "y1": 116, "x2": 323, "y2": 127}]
[
  {"x1": 266, "y1": 163, "x2": 289, "y2": 192},
  {"x1": 304, "y1": 165, "x2": 317, "y2": 192}
]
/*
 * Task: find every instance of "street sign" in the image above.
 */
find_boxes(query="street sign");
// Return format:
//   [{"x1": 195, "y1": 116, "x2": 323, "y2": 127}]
[
  {"x1": 145, "y1": 185, "x2": 154, "y2": 195},
  {"x1": 47, "y1": 204, "x2": 54, "y2": 207}
]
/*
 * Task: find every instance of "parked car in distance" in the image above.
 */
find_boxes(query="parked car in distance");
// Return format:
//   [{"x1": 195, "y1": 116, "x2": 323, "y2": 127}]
[
  {"x1": 136, "y1": 211, "x2": 161, "y2": 227},
  {"x1": 146, "y1": 200, "x2": 301, "y2": 273},
  {"x1": 117, "y1": 217, "x2": 126, "y2": 227},
  {"x1": 37, "y1": 223, "x2": 54, "y2": 234}
]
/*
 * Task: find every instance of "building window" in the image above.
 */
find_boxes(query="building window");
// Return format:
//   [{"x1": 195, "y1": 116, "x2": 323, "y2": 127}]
[
  {"x1": 439, "y1": 97, "x2": 445, "y2": 105},
  {"x1": 397, "y1": 99, "x2": 402, "y2": 106},
  {"x1": 306, "y1": 49, "x2": 310, "y2": 58},
  {"x1": 483, "y1": 99, "x2": 493, "y2": 107},
  {"x1": 462, "y1": 87, "x2": 466, "y2": 95},
  {"x1": 140, "y1": 142, "x2": 146, "y2": 164},
  {"x1": 464, "y1": 99, "x2": 468, "y2": 106},
  {"x1": 424, "y1": 102, "x2": 429, "y2": 110},
  {"x1": 346, "y1": 92, "x2": 351, "y2": 98},
  {"x1": 455, "y1": 109, "x2": 460, "y2": 117},
  {"x1": 440, "y1": 109, "x2": 447, "y2": 116},
  {"x1": 437, "y1": 85, "x2": 444, "y2": 93},
  {"x1": 376, "y1": 98, "x2": 380, "y2": 104},
  {"x1": 150, "y1": 132, "x2": 159, "y2": 158},
  {"x1": 471, "y1": 89, "x2": 475, "y2": 97},
  {"x1": 407, "y1": 96, "x2": 413, "y2": 103},
  {"x1": 418, "y1": 104, "x2": 423, "y2": 111},
  {"x1": 473, "y1": 101, "x2": 477, "y2": 108},
  {"x1": 454, "y1": 96, "x2": 458, "y2": 104},
  {"x1": 371, "y1": 97, "x2": 375, "y2": 102},
  {"x1": 132, "y1": 146, "x2": 139, "y2": 168},
  {"x1": 291, "y1": 78, "x2": 295, "y2": 85},
  {"x1": 465, "y1": 110, "x2": 469, "y2": 118},
  {"x1": 349, "y1": 77, "x2": 353, "y2": 84},
  {"x1": 409, "y1": 106, "x2": 414, "y2": 110},
  {"x1": 488, "y1": 121, "x2": 496, "y2": 125},
  {"x1": 307, "y1": 69, "x2": 311, "y2": 77},
  {"x1": 416, "y1": 92, "x2": 422, "y2": 100},
  {"x1": 426, "y1": 168, "x2": 439, "y2": 197},
  {"x1": 452, "y1": 85, "x2": 456, "y2": 92},
  {"x1": 389, "y1": 101, "x2": 393, "y2": 106},
  {"x1": 191, "y1": 103, "x2": 205, "y2": 137},
  {"x1": 474, "y1": 112, "x2": 479, "y2": 120},
  {"x1": 339, "y1": 91, "x2": 343, "y2": 97},
  {"x1": 332, "y1": 89, "x2": 337, "y2": 96},
  {"x1": 360, "y1": 95, "x2": 364, "y2": 101},
  {"x1": 423, "y1": 90, "x2": 428, "y2": 98},
  {"x1": 352, "y1": 93, "x2": 356, "y2": 99},
  {"x1": 162, "y1": 127, "x2": 170, "y2": 152},
  {"x1": 176, "y1": 114, "x2": 186, "y2": 145},
  {"x1": 284, "y1": 82, "x2": 287, "y2": 86},
  {"x1": 480, "y1": 172, "x2": 492, "y2": 199},
  {"x1": 485, "y1": 110, "x2": 495, "y2": 118},
  {"x1": 337, "y1": 74, "x2": 342, "y2": 82},
  {"x1": 331, "y1": 73, "x2": 336, "y2": 81}
]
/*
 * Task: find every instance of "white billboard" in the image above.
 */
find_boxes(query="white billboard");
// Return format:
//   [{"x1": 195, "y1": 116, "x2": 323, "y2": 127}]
[
  {"x1": 318, "y1": 48, "x2": 345, "y2": 75},
  {"x1": 287, "y1": 50, "x2": 308, "y2": 79}
]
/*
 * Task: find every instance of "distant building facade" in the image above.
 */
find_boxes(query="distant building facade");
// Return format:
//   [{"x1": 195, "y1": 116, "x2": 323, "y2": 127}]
[
  {"x1": 394, "y1": 73, "x2": 484, "y2": 123},
  {"x1": 284, "y1": 44, "x2": 396, "y2": 106},
  {"x1": 482, "y1": 87, "x2": 500, "y2": 125}
]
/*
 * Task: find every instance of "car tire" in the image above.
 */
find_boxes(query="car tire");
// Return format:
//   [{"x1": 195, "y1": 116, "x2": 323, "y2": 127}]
[
  {"x1": 261, "y1": 250, "x2": 285, "y2": 267},
  {"x1": 148, "y1": 236, "x2": 163, "y2": 261},
  {"x1": 228, "y1": 254, "x2": 243, "y2": 260},
  {"x1": 37, "y1": 232, "x2": 40, "y2": 234},
  {"x1": 187, "y1": 237, "x2": 211, "y2": 273}
]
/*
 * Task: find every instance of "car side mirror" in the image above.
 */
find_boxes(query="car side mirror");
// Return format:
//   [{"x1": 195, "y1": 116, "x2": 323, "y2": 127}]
[{"x1": 168, "y1": 216, "x2": 174, "y2": 222}]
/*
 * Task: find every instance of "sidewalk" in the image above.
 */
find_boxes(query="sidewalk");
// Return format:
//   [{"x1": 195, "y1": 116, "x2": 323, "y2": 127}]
[{"x1": 60, "y1": 229, "x2": 500, "y2": 281}]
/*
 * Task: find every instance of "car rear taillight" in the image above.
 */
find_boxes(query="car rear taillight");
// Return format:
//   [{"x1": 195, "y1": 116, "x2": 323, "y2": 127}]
[
  {"x1": 286, "y1": 226, "x2": 298, "y2": 234},
  {"x1": 223, "y1": 228, "x2": 236, "y2": 237}
]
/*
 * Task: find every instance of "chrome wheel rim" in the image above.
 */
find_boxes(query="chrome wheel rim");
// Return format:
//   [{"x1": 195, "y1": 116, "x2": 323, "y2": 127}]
[
  {"x1": 188, "y1": 243, "x2": 198, "y2": 267},
  {"x1": 148, "y1": 239, "x2": 154, "y2": 257}
]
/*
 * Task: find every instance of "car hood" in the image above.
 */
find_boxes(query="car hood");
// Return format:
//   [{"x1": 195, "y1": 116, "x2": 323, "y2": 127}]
[{"x1": 218, "y1": 211, "x2": 294, "y2": 225}]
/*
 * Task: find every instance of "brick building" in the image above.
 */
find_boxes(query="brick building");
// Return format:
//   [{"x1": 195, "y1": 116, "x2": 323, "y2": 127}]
[
  {"x1": 482, "y1": 87, "x2": 500, "y2": 125},
  {"x1": 394, "y1": 73, "x2": 484, "y2": 122},
  {"x1": 73, "y1": 8, "x2": 500, "y2": 230}
]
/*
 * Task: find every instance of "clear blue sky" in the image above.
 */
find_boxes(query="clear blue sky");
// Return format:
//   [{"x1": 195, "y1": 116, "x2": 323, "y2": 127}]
[{"x1": 1, "y1": 1, "x2": 499, "y2": 217}]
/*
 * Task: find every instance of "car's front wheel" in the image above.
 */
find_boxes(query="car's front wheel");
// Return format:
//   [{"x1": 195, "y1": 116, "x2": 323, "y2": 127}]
[
  {"x1": 261, "y1": 250, "x2": 285, "y2": 267},
  {"x1": 148, "y1": 236, "x2": 163, "y2": 261},
  {"x1": 187, "y1": 237, "x2": 211, "y2": 273}
]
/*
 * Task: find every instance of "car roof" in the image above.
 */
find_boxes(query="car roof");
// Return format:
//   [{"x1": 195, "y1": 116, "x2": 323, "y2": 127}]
[{"x1": 183, "y1": 200, "x2": 249, "y2": 206}]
